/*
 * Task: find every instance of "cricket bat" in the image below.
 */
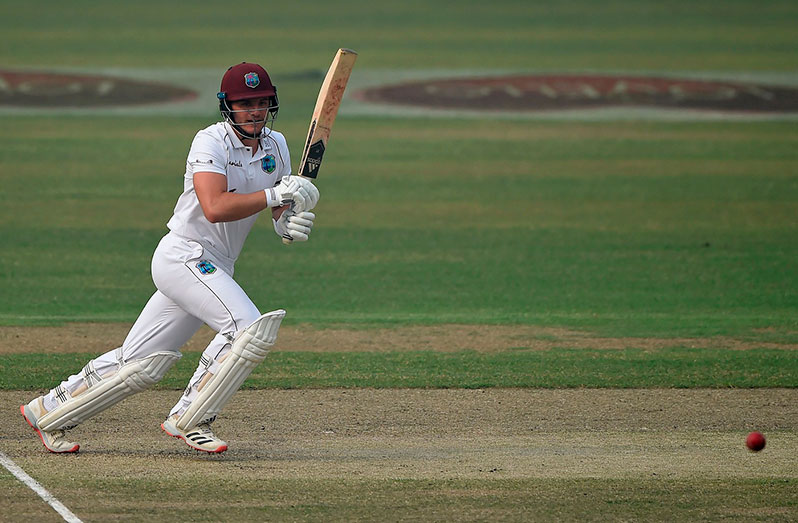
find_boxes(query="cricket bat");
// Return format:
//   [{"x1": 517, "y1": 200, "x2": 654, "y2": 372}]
[
  {"x1": 297, "y1": 48, "x2": 358, "y2": 179},
  {"x1": 283, "y1": 48, "x2": 357, "y2": 245}
]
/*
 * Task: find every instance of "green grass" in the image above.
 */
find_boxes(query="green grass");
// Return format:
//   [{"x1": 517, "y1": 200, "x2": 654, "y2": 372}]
[
  {"x1": 1, "y1": 118, "x2": 796, "y2": 337},
  {"x1": 2, "y1": 1, "x2": 797, "y2": 70},
  {"x1": 2, "y1": 476, "x2": 794, "y2": 522},
  {"x1": 1, "y1": 0, "x2": 797, "y2": 339},
  {"x1": 2, "y1": 347, "x2": 795, "y2": 390}
]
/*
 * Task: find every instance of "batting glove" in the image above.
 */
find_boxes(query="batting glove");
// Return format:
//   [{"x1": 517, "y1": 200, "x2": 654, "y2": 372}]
[
  {"x1": 265, "y1": 176, "x2": 320, "y2": 213},
  {"x1": 275, "y1": 211, "x2": 315, "y2": 243},
  {"x1": 293, "y1": 176, "x2": 320, "y2": 212}
]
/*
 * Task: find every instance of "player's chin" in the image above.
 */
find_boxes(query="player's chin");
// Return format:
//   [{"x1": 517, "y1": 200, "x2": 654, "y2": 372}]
[
  {"x1": 235, "y1": 121, "x2": 260, "y2": 136},
  {"x1": 247, "y1": 122, "x2": 265, "y2": 135}
]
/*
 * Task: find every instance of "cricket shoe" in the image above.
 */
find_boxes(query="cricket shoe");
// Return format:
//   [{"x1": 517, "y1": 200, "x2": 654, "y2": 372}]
[
  {"x1": 161, "y1": 415, "x2": 228, "y2": 453},
  {"x1": 20, "y1": 397, "x2": 80, "y2": 453}
]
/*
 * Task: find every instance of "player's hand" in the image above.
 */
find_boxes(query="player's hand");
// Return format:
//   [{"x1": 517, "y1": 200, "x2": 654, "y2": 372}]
[
  {"x1": 275, "y1": 210, "x2": 315, "y2": 243},
  {"x1": 267, "y1": 176, "x2": 305, "y2": 209},
  {"x1": 266, "y1": 176, "x2": 297, "y2": 208},
  {"x1": 266, "y1": 176, "x2": 319, "y2": 213},
  {"x1": 292, "y1": 176, "x2": 320, "y2": 212},
  {"x1": 285, "y1": 211, "x2": 315, "y2": 242}
]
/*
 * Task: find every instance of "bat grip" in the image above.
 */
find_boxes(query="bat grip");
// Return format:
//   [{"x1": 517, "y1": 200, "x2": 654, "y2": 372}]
[{"x1": 280, "y1": 202, "x2": 295, "y2": 245}]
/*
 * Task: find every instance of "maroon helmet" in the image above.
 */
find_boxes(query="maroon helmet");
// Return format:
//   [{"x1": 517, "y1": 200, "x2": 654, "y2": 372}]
[
  {"x1": 219, "y1": 62, "x2": 277, "y2": 101},
  {"x1": 218, "y1": 62, "x2": 279, "y2": 139}
]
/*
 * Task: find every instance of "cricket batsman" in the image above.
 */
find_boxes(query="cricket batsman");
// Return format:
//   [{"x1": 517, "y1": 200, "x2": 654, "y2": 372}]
[{"x1": 21, "y1": 62, "x2": 318, "y2": 453}]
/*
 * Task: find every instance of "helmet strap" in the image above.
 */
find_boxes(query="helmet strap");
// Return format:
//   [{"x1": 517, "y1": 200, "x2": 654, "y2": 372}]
[{"x1": 219, "y1": 97, "x2": 277, "y2": 141}]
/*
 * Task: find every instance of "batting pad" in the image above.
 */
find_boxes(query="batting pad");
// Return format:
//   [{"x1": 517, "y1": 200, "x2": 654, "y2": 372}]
[
  {"x1": 176, "y1": 309, "x2": 286, "y2": 431},
  {"x1": 38, "y1": 351, "x2": 181, "y2": 431}
]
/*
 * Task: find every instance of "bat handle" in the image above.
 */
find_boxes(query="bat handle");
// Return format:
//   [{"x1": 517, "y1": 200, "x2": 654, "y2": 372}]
[{"x1": 279, "y1": 202, "x2": 294, "y2": 246}]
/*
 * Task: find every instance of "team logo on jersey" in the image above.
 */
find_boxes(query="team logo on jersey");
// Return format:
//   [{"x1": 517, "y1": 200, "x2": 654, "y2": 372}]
[
  {"x1": 196, "y1": 260, "x2": 217, "y2": 275},
  {"x1": 261, "y1": 154, "x2": 276, "y2": 173},
  {"x1": 244, "y1": 72, "x2": 260, "y2": 88}
]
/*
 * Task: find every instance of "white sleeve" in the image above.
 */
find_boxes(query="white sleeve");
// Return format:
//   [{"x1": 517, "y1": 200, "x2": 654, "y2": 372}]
[
  {"x1": 187, "y1": 131, "x2": 227, "y2": 176},
  {"x1": 280, "y1": 138, "x2": 292, "y2": 176}
]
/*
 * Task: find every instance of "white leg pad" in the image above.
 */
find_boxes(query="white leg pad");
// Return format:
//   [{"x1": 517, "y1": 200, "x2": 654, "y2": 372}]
[
  {"x1": 38, "y1": 351, "x2": 181, "y2": 431},
  {"x1": 176, "y1": 309, "x2": 285, "y2": 431}
]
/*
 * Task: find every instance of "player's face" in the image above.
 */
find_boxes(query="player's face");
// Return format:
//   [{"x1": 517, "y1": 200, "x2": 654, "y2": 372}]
[{"x1": 229, "y1": 97, "x2": 273, "y2": 136}]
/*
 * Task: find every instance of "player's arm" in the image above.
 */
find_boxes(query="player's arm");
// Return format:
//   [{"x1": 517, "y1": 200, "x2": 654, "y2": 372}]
[
  {"x1": 194, "y1": 171, "x2": 268, "y2": 223},
  {"x1": 194, "y1": 172, "x2": 319, "y2": 223}
]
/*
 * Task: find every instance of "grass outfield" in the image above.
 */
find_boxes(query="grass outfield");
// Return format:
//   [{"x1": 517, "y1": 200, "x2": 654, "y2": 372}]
[
  {"x1": 1, "y1": 0, "x2": 797, "y2": 521},
  {"x1": 2, "y1": 347, "x2": 797, "y2": 389},
  {"x1": 1, "y1": 118, "x2": 797, "y2": 338},
  {"x1": 1, "y1": 1, "x2": 796, "y2": 70}
]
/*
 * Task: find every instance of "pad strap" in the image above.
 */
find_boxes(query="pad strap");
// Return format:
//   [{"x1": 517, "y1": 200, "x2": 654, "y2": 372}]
[
  {"x1": 176, "y1": 309, "x2": 285, "y2": 430},
  {"x1": 38, "y1": 351, "x2": 181, "y2": 431}
]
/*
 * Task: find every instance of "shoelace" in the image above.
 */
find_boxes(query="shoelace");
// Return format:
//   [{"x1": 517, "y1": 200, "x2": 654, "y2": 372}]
[{"x1": 196, "y1": 423, "x2": 215, "y2": 437}]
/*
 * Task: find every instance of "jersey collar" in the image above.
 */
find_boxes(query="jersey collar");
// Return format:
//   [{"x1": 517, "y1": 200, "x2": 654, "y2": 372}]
[
  {"x1": 224, "y1": 122, "x2": 247, "y2": 149},
  {"x1": 223, "y1": 122, "x2": 274, "y2": 152}
]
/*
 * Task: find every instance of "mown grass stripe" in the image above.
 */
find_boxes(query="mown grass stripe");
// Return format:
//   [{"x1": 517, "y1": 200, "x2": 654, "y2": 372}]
[{"x1": 2, "y1": 348, "x2": 795, "y2": 390}]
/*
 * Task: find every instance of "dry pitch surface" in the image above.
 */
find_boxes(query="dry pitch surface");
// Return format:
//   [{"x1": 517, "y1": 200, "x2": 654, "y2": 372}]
[{"x1": 1, "y1": 325, "x2": 796, "y2": 521}]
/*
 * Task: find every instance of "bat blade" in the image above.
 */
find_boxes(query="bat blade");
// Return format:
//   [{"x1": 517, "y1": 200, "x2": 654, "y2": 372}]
[{"x1": 297, "y1": 48, "x2": 358, "y2": 179}]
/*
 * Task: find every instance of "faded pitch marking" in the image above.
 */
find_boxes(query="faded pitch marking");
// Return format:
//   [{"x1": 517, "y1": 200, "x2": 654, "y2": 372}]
[
  {"x1": 356, "y1": 75, "x2": 798, "y2": 112},
  {"x1": 347, "y1": 70, "x2": 798, "y2": 121},
  {"x1": 0, "y1": 67, "x2": 218, "y2": 116},
  {"x1": 0, "y1": 70, "x2": 196, "y2": 108},
  {"x1": 2, "y1": 68, "x2": 797, "y2": 120}
]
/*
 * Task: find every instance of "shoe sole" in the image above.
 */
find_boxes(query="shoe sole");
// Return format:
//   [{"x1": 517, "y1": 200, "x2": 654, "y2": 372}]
[
  {"x1": 20, "y1": 405, "x2": 80, "y2": 454},
  {"x1": 161, "y1": 423, "x2": 228, "y2": 454}
]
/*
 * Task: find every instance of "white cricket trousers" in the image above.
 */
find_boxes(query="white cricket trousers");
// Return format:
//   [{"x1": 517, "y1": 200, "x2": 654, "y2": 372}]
[{"x1": 43, "y1": 232, "x2": 262, "y2": 419}]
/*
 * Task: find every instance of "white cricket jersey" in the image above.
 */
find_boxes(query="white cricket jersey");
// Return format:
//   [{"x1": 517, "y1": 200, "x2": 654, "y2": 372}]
[{"x1": 166, "y1": 122, "x2": 291, "y2": 265}]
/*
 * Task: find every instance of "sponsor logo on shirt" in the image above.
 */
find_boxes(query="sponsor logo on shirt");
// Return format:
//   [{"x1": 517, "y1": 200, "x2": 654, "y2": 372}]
[{"x1": 228, "y1": 160, "x2": 243, "y2": 167}]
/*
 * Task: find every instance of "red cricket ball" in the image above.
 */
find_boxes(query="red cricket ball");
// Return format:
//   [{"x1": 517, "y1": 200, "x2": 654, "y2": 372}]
[{"x1": 746, "y1": 431, "x2": 766, "y2": 452}]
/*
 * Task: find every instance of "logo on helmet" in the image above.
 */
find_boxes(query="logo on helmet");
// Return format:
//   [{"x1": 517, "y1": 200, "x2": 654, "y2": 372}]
[{"x1": 244, "y1": 72, "x2": 260, "y2": 89}]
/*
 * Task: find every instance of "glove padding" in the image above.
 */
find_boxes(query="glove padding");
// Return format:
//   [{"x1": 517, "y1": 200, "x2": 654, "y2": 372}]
[
  {"x1": 291, "y1": 176, "x2": 320, "y2": 213},
  {"x1": 275, "y1": 211, "x2": 315, "y2": 243},
  {"x1": 267, "y1": 176, "x2": 320, "y2": 213},
  {"x1": 266, "y1": 176, "x2": 296, "y2": 208}
]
